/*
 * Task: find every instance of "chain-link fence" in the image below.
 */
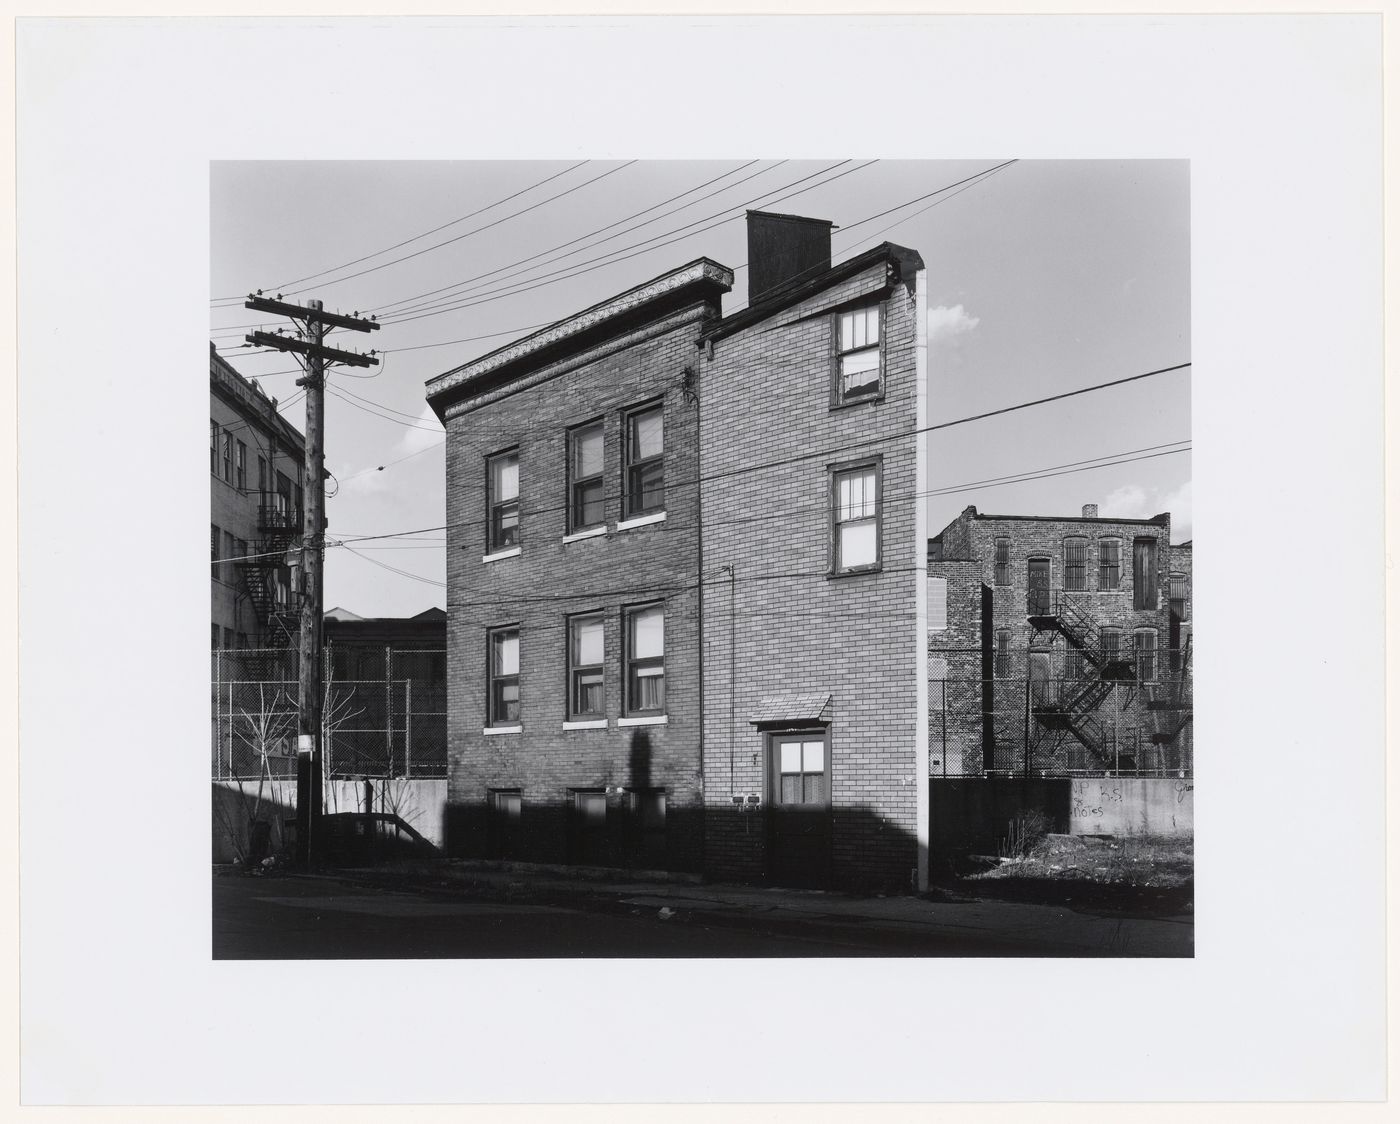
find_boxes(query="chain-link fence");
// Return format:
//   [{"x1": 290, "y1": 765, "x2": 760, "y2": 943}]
[
  {"x1": 929, "y1": 672, "x2": 1193, "y2": 778},
  {"x1": 211, "y1": 646, "x2": 447, "y2": 781}
]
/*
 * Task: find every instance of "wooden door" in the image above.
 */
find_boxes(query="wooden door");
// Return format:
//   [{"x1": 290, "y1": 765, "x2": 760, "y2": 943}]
[{"x1": 767, "y1": 732, "x2": 831, "y2": 888}]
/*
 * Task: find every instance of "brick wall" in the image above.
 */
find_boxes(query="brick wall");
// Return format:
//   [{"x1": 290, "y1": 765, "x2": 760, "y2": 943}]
[
  {"x1": 439, "y1": 309, "x2": 710, "y2": 872},
  {"x1": 699, "y1": 258, "x2": 925, "y2": 891},
  {"x1": 927, "y1": 507, "x2": 1191, "y2": 777}
]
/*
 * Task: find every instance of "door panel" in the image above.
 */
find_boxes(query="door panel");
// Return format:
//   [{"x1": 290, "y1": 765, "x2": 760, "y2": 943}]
[{"x1": 767, "y1": 733, "x2": 831, "y2": 888}]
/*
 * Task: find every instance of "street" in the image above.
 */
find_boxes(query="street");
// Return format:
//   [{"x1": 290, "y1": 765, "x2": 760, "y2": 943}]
[{"x1": 213, "y1": 872, "x2": 883, "y2": 958}]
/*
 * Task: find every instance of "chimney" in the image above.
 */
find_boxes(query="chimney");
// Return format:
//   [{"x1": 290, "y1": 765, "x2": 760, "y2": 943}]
[
  {"x1": 746, "y1": 210, "x2": 833, "y2": 304},
  {"x1": 1082, "y1": 503, "x2": 1098, "y2": 518}
]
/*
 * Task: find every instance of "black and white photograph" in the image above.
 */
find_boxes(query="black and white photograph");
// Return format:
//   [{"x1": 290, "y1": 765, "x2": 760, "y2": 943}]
[
  {"x1": 15, "y1": 10, "x2": 1385, "y2": 1109},
  {"x1": 208, "y1": 157, "x2": 1193, "y2": 959}
]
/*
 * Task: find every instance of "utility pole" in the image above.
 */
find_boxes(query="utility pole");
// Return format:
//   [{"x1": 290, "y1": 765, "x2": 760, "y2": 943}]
[{"x1": 244, "y1": 295, "x2": 378, "y2": 868}]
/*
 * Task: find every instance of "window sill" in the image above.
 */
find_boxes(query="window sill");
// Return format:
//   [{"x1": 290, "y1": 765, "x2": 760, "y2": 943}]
[
  {"x1": 618, "y1": 714, "x2": 667, "y2": 727},
  {"x1": 482, "y1": 546, "x2": 522, "y2": 564},
  {"x1": 615, "y1": 511, "x2": 665, "y2": 532},
  {"x1": 829, "y1": 392, "x2": 885, "y2": 412},
  {"x1": 482, "y1": 724, "x2": 522, "y2": 736},
  {"x1": 562, "y1": 719, "x2": 607, "y2": 730},
  {"x1": 561, "y1": 526, "x2": 607, "y2": 544},
  {"x1": 827, "y1": 565, "x2": 882, "y2": 579}
]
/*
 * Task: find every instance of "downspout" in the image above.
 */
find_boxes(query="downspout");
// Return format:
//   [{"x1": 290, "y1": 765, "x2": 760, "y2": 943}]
[{"x1": 913, "y1": 266, "x2": 930, "y2": 893}]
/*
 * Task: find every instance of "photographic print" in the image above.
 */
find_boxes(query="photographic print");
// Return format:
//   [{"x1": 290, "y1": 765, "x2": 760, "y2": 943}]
[{"x1": 209, "y1": 158, "x2": 1192, "y2": 958}]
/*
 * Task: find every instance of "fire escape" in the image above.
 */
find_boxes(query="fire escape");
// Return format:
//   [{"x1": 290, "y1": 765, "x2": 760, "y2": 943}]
[
  {"x1": 1026, "y1": 592, "x2": 1141, "y2": 772},
  {"x1": 238, "y1": 488, "x2": 303, "y2": 653}
]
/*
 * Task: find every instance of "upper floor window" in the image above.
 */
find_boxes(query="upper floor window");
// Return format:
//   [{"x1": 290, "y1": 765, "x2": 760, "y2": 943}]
[
  {"x1": 223, "y1": 531, "x2": 237, "y2": 584},
  {"x1": 568, "y1": 420, "x2": 605, "y2": 532},
  {"x1": 1133, "y1": 537, "x2": 1159, "y2": 609},
  {"x1": 927, "y1": 576, "x2": 948, "y2": 631},
  {"x1": 1099, "y1": 538, "x2": 1122, "y2": 590},
  {"x1": 257, "y1": 455, "x2": 268, "y2": 494},
  {"x1": 487, "y1": 449, "x2": 520, "y2": 551},
  {"x1": 994, "y1": 537, "x2": 1011, "y2": 585},
  {"x1": 1064, "y1": 537, "x2": 1088, "y2": 591},
  {"x1": 222, "y1": 431, "x2": 233, "y2": 483},
  {"x1": 235, "y1": 441, "x2": 247, "y2": 490},
  {"x1": 836, "y1": 305, "x2": 881, "y2": 404},
  {"x1": 831, "y1": 460, "x2": 881, "y2": 574},
  {"x1": 1134, "y1": 629, "x2": 1158, "y2": 683},
  {"x1": 488, "y1": 627, "x2": 521, "y2": 726},
  {"x1": 1169, "y1": 573, "x2": 1189, "y2": 619},
  {"x1": 568, "y1": 613, "x2": 605, "y2": 720},
  {"x1": 210, "y1": 524, "x2": 220, "y2": 576},
  {"x1": 210, "y1": 421, "x2": 219, "y2": 474},
  {"x1": 1100, "y1": 627, "x2": 1122, "y2": 664},
  {"x1": 623, "y1": 403, "x2": 664, "y2": 518},
  {"x1": 994, "y1": 629, "x2": 1012, "y2": 678},
  {"x1": 624, "y1": 603, "x2": 665, "y2": 715}
]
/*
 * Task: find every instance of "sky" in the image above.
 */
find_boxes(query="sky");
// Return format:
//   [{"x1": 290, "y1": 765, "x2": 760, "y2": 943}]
[{"x1": 211, "y1": 159, "x2": 1190, "y2": 618}]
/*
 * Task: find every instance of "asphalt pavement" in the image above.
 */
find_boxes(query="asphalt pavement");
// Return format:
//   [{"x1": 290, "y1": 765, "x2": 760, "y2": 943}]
[{"x1": 212, "y1": 866, "x2": 1193, "y2": 958}]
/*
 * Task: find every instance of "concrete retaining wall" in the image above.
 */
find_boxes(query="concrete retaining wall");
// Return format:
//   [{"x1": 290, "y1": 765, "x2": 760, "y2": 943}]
[
  {"x1": 1069, "y1": 777, "x2": 1193, "y2": 836},
  {"x1": 212, "y1": 777, "x2": 448, "y2": 863}
]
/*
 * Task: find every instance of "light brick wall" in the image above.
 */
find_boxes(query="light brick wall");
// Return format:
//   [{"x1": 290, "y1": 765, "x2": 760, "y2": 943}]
[{"x1": 699, "y1": 260, "x2": 924, "y2": 890}]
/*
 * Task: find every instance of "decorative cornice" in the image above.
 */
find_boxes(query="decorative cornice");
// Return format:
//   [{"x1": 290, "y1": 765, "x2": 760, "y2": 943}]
[
  {"x1": 442, "y1": 303, "x2": 713, "y2": 423},
  {"x1": 426, "y1": 258, "x2": 733, "y2": 402}
]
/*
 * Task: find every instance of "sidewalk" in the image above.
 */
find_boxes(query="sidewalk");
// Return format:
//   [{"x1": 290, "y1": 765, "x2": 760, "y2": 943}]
[{"x1": 302, "y1": 859, "x2": 1194, "y2": 957}]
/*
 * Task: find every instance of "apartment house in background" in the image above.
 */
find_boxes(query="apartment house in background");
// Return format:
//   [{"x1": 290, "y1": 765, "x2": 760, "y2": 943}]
[
  {"x1": 210, "y1": 343, "x2": 306, "y2": 655},
  {"x1": 427, "y1": 212, "x2": 929, "y2": 891},
  {"x1": 927, "y1": 503, "x2": 1192, "y2": 780}
]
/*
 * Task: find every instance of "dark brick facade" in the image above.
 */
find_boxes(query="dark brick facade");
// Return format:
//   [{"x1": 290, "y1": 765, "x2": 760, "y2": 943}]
[{"x1": 928, "y1": 505, "x2": 1192, "y2": 776}]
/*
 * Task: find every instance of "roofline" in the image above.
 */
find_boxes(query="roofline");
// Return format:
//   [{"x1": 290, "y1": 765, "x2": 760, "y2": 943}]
[
  {"x1": 967, "y1": 512, "x2": 1171, "y2": 527},
  {"x1": 210, "y1": 343, "x2": 305, "y2": 454},
  {"x1": 745, "y1": 209, "x2": 835, "y2": 228},
  {"x1": 425, "y1": 257, "x2": 733, "y2": 412},
  {"x1": 700, "y1": 241, "x2": 924, "y2": 345}
]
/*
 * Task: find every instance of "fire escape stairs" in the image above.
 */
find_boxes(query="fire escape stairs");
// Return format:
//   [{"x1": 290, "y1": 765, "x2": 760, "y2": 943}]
[
  {"x1": 238, "y1": 491, "x2": 303, "y2": 657},
  {"x1": 1027, "y1": 593, "x2": 1138, "y2": 771}
]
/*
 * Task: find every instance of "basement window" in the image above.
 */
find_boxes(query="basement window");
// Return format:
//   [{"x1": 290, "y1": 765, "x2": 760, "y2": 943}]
[{"x1": 835, "y1": 305, "x2": 882, "y2": 404}]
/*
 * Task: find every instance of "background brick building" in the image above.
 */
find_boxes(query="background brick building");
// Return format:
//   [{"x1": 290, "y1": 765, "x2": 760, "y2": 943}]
[{"x1": 928, "y1": 503, "x2": 1193, "y2": 778}]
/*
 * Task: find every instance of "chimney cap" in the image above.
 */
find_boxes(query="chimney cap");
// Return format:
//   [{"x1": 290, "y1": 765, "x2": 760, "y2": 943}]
[{"x1": 746, "y1": 209, "x2": 835, "y2": 228}]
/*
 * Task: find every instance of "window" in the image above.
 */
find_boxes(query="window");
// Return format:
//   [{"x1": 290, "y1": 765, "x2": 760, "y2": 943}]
[
  {"x1": 776, "y1": 737, "x2": 827, "y2": 805},
  {"x1": 568, "y1": 614, "x2": 605, "y2": 719},
  {"x1": 927, "y1": 576, "x2": 948, "y2": 631},
  {"x1": 831, "y1": 461, "x2": 880, "y2": 573},
  {"x1": 994, "y1": 537, "x2": 1011, "y2": 585},
  {"x1": 223, "y1": 531, "x2": 237, "y2": 584},
  {"x1": 235, "y1": 631, "x2": 248, "y2": 649},
  {"x1": 257, "y1": 455, "x2": 268, "y2": 495},
  {"x1": 1064, "y1": 537, "x2": 1088, "y2": 591},
  {"x1": 1099, "y1": 538, "x2": 1122, "y2": 590},
  {"x1": 1062, "y1": 644, "x2": 1087, "y2": 681},
  {"x1": 487, "y1": 449, "x2": 520, "y2": 551},
  {"x1": 568, "y1": 420, "x2": 605, "y2": 532},
  {"x1": 835, "y1": 305, "x2": 881, "y2": 404},
  {"x1": 1134, "y1": 629, "x2": 1158, "y2": 683},
  {"x1": 1169, "y1": 573, "x2": 1188, "y2": 619},
  {"x1": 223, "y1": 627, "x2": 235, "y2": 650},
  {"x1": 624, "y1": 603, "x2": 665, "y2": 715},
  {"x1": 210, "y1": 421, "x2": 219, "y2": 474},
  {"x1": 1133, "y1": 537, "x2": 1159, "y2": 609},
  {"x1": 235, "y1": 538, "x2": 248, "y2": 575},
  {"x1": 488, "y1": 628, "x2": 521, "y2": 726},
  {"x1": 1100, "y1": 627, "x2": 1122, "y2": 665},
  {"x1": 236, "y1": 441, "x2": 247, "y2": 490},
  {"x1": 623, "y1": 403, "x2": 664, "y2": 518},
  {"x1": 994, "y1": 629, "x2": 1012, "y2": 678},
  {"x1": 929, "y1": 655, "x2": 947, "y2": 711},
  {"x1": 211, "y1": 524, "x2": 220, "y2": 576},
  {"x1": 212, "y1": 623, "x2": 220, "y2": 649},
  {"x1": 222, "y1": 430, "x2": 232, "y2": 483}
]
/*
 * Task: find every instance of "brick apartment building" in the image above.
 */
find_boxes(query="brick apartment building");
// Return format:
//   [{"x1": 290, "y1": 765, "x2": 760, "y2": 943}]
[
  {"x1": 210, "y1": 343, "x2": 305, "y2": 654},
  {"x1": 427, "y1": 212, "x2": 930, "y2": 891},
  {"x1": 927, "y1": 503, "x2": 1193, "y2": 779}
]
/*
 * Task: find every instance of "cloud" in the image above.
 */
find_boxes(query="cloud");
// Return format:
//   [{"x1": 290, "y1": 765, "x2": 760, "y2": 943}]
[
  {"x1": 927, "y1": 303, "x2": 980, "y2": 343},
  {"x1": 1099, "y1": 481, "x2": 1192, "y2": 540},
  {"x1": 398, "y1": 403, "x2": 443, "y2": 456}
]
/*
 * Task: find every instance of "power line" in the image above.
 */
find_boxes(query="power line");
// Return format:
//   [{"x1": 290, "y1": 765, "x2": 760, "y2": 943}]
[
  {"x1": 369, "y1": 160, "x2": 780, "y2": 316},
  {"x1": 259, "y1": 160, "x2": 590, "y2": 295},
  {"x1": 375, "y1": 160, "x2": 875, "y2": 325},
  {"x1": 276, "y1": 161, "x2": 640, "y2": 298}
]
